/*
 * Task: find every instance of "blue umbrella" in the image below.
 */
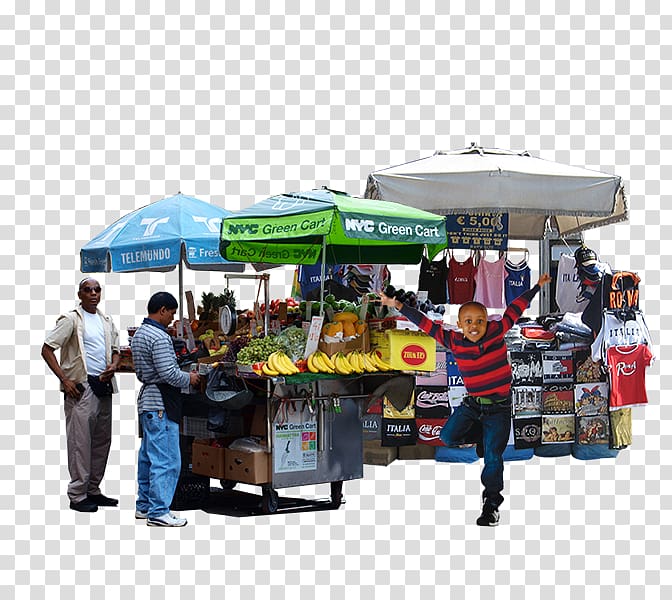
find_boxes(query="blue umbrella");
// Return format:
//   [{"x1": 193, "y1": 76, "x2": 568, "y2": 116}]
[{"x1": 80, "y1": 193, "x2": 245, "y2": 321}]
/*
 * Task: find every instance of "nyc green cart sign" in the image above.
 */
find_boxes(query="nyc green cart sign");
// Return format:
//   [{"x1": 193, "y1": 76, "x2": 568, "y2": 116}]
[{"x1": 220, "y1": 188, "x2": 447, "y2": 266}]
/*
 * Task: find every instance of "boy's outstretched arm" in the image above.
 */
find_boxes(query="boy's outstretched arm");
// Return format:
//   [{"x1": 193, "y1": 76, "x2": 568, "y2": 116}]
[
  {"x1": 379, "y1": 290, "x2": 402, "y2": 310},
  {"x1": 378, "y1": 289, "x2": 451, "y2": 347},
  {"x1": 537, "y1": 273, "x2": 552, "y2": 288}
]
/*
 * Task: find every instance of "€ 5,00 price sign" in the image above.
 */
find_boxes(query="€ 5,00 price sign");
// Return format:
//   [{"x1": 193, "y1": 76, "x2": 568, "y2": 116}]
[{"x1": 445, "y1": 212, "x2": 509, "y2": 250}]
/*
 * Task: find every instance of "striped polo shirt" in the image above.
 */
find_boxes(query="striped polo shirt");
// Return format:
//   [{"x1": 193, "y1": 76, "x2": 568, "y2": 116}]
[{"x1": 130, "y1": 318, "x2": 191, "y2": 413}]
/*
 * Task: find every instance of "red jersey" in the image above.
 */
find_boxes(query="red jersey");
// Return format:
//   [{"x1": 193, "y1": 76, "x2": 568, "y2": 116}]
[{"x1": 606, "y1": 344, "x2": 653, "y2": 410}]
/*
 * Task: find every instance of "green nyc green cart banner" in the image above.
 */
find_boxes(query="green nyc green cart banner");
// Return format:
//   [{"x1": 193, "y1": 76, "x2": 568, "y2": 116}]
[{"x1": 220, "y1": 189, "x2": 446, "y2": 265}]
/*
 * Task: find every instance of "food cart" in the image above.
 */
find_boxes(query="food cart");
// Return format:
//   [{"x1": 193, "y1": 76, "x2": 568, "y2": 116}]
[{"x1": 207, "y1": 188, "x2": 447, "y2": 514}]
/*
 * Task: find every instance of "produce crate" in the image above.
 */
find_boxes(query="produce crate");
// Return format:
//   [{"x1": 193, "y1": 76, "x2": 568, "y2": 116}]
[
  {"x1": 398, "y1": 444, "x2": 437, "y2": 460},
  {"x1": 224, "y1": 448, "x2": 271, "y2": 484},
  {"x1": 363, "y1": 440, "x2": 398, "y2": 466},
  {"x1": 170, "y1": 470, "x2": 210, "y2": 511},
  {"x1": 181, "y1": 414, "x2": 245, "y2": 439},
  {"x1": 318, "y1": 329, "x2": 370, "y2": 357},
  {"x1": 191, "y1": 439, "x2": 228, "y2": 478}
]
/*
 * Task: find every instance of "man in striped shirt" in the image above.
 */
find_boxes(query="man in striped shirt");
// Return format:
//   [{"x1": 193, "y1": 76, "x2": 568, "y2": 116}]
[
  {"x1": 381, "y1": 273, "x2": 551, "y2": 526},
  {"x1": 131, "y1": 292, "x2": 200, "y2": 527}
]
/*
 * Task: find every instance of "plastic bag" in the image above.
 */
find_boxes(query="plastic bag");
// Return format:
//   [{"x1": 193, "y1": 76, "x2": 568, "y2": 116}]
[
  {"x1": 205, "y1": 368, "x2": 253, "y2": 410},
  {"x1": 228, "y1": 436, "x2": 266, "y2": 453}
]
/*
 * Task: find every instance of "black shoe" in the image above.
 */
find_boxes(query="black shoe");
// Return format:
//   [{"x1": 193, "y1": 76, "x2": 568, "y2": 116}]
[
  {"x1": 87, "y1": 493, "x2": 119, "y2": 507},
  {"x1": 476, "y1": 504, "x2": 499, "y2": 527},
  {"x1": 70, "y1": 499, "x2": 98, "y2": 512}
]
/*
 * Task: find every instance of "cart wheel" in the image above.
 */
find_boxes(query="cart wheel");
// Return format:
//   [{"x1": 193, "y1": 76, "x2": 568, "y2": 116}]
[
  {"x1": 219, "y1": 479, "x2": 237, "y2": 490},
  {"x1": 261, "y1": 486, "x2": 279, "y2": 514},
  {"x1": 330, "y1": 481, "x2": 344, "y2": 508}
]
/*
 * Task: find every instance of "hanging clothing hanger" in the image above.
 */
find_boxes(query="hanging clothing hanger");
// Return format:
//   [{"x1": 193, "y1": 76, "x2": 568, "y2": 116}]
[
  {"x1": 504, "y1": 246, "x2": 529, "y2": 265},
  {"x1": 560, "y1": 235, "x2": 580, "y2": 254}
]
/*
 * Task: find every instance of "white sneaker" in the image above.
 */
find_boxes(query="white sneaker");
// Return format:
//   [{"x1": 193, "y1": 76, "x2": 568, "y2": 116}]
[
  {"x1": 147, "y1": 512, "x2": 187, "y2": 527},
  {"x1": 135, "y1": 510, "x2": 148, "y2": 519}
]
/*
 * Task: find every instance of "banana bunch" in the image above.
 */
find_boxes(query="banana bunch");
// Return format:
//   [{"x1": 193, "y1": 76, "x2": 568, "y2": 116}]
[
  {"x1": 262, "y1": 350, "x2": 300, "y2": 376},
  {"x1": 342, "y1": 349, "x2": 394, "y2": 374},
  {"x1": 305, "y1": 349, "x2": 394, "y2": 375},
  {"x1": 361, "y1": 350, "x2": 383, "y2": 373},
  {"x1": 332, "y1": 351, "x2": 357, "y2": 375},
  {"x1": 307, "y1": 350, "x2": 337, "y2": 374},
  {"x1": 367, "y1": 349, "x2": 394, "y2": 372},
  {"x1": 342, "y1": 350, "x2": 373, "y2": 373}
]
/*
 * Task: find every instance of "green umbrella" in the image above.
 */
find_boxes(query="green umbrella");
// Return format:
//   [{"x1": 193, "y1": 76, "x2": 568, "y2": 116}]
[{"x1": 219, "y1": 188, "x2": 447, "y2": 267}]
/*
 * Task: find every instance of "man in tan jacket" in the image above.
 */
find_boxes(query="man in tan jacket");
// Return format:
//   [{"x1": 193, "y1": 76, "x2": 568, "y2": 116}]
[{"x1": 42, "y1": 278, "x2": 120, "y2": 512}]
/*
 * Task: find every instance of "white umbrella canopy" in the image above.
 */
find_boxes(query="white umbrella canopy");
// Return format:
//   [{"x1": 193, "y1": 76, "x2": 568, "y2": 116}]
[{"x1": 364, "y1": 144, "x2": 628, "y2": 239}]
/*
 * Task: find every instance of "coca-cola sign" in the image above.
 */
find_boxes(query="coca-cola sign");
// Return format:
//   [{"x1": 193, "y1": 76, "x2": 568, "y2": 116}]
[
  {"x1": 418, "y1": 423, "x2": 443, "y2": 440},
  {"x1": 415, "y1": 418, "x2": 448, "y2": 446},
  {"x1": 416, "y1": 388, "x2": 450, "y2": 407}
]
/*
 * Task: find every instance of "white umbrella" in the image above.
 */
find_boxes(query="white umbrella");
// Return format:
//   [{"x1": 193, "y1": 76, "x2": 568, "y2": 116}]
[{"x1": 364, "y1": 144, "x2": 627, "y2": 239}]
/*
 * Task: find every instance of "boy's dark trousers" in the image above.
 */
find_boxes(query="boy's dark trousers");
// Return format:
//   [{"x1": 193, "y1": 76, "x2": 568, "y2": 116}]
[{"x1": 439, "y1": 395, "x2": 512, "y2": 509}]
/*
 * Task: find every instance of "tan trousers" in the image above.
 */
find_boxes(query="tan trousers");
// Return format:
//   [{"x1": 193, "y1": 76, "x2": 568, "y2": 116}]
[{"x1": 63, "y1": 383, "x2": 112, "y2": 503}]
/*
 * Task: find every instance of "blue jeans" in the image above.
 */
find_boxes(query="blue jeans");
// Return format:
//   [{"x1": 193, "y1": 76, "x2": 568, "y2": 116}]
[
  {"x1": 136, "y1": 411, "x2": 181, "y2": 518},
  {"x1": 439, "y1": 396, "x2": 512, "y2": 509}
]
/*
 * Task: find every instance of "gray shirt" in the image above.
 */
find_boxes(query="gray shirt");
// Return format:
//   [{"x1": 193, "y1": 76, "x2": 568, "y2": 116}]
[{"x1": 130, "y1": 318, "x2": 190, "y2": 413}]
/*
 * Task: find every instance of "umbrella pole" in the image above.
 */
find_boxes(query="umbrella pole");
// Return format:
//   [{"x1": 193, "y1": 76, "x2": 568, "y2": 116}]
[
  {"x1": 178, "y1": 258, "x2": 184, "y2": 324},
  {"x1": 319, "y1": 236, "x2": 326, "y2": 317}
]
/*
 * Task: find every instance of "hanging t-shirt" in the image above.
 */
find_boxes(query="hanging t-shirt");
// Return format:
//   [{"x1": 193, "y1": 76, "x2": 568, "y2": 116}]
[
  {"x1": 555, "y1": 254, "x2": 590, "y2": 314},
  {"x1": 297, "y1": 263, "x2": 342, "y2": 299},
  {"x1": 606, "y1": 344, "x2": 653, "y2": 410},
  {"x1": 504, "y1": 257, "x2": 531, "y2": 304},
  {"x1": 339, "y1": 264, "x2": 390, "y2": 297},
  {"x1": 591, "y1": 311, "x2": 653, "y2": 362},
  {"x1": 610, "y1": 408, "x2": 632, "y2": 447},
  {"x1": 417, "y1": 254, "x2": 448, "y2": 304},
  {"x1": 473, "y1": 254, "x2": 506, "y2": 308},
  {"x1": 582, "y1": 271, "x2": 640, "y2": 334},
  {"x1": 447, "y1": 253, "x2": 477, "y2": 305}
]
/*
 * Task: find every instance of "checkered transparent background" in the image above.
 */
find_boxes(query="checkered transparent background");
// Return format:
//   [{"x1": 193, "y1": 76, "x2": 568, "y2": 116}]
[{"x1": 1, "y1": 1, "x2": 670, "y2": 598}]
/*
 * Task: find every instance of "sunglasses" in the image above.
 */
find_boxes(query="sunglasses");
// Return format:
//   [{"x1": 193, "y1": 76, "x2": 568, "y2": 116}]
[{"x1": 81, "y1": 286, "x2": 102, "y2": 294}]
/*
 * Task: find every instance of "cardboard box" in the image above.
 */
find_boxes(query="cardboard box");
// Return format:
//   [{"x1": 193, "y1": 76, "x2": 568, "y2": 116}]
[
  {"x1": 192, "y1": 320, "x2": 221, "y2": 338},
  {"x1": 363, "y1": 440, "x2": 398, "y2": 466},
  {"x1": 318, "y1": 328, "x2": 370, "y2": 358},
  {"x1": 369, "y1": 329, "x2": 389, "y2": 354},
  {"x1": 398, "y1": 444, "x2": 437, "y2": 460},
  {"x1": 191, "y1": 439, "x2": 227, "y2": 478},
  {"x1": 385, "y1": 329, "x2": 437, "y2": 371},
  {"x1": 250, "y1": 404, "x2": 267, "y2": 437},
  {"x1": 224, "y1": 448, "x2": 271, "y2": 484}
]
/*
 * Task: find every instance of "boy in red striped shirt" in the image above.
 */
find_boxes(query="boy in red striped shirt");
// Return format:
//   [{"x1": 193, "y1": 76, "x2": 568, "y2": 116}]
[{"x1": 381, "y1": 273, "x2": 551, "y2": 526}]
